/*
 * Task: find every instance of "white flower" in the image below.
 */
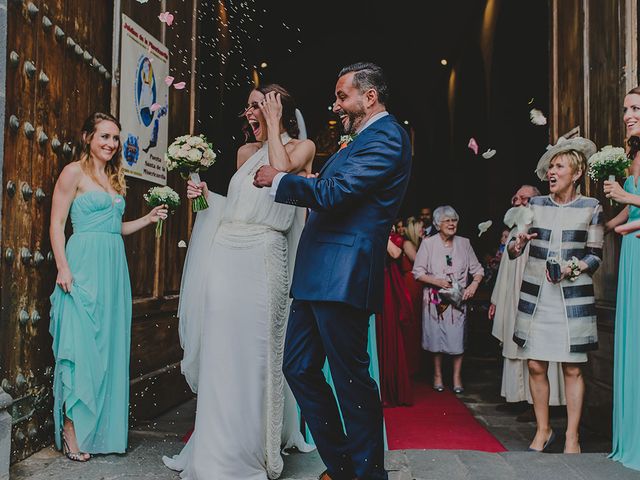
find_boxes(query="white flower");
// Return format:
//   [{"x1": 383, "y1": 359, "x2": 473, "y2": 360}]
[
  {"x1": 530, "y1": 108, "x2": 547, "y2": 126},
  {"x1": 168, "y1": 144, "x2": 180, "y2": 157},
  {"x1": 187, "y1": 136, "x2": 204, "y2": 146},
  {"x1": 188, "y1": 149, "x2": 203, "y2": 161},
  {"x1": 482, "y1": 149, "x2": 496, "y2": 159},
  {"x1": 504, "y1": 206, "x2": 534, "y2": 232},
  {"x1": 176, "y1": 135, "x2": 190, "y2": 143},
  {"x1": 477, "y1": 220, "x2": 492, "y2": 237},
  {"x1": 178, "y1": 240, "x2": 187, "y2": 248}
]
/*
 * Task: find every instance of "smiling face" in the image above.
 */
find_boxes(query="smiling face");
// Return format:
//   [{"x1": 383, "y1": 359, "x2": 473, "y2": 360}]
[
  {"x1": 438, "y1": 217, "x2": 458, "y2": 238},
  {"x1": 623, "y1": 93, "x2": 640, "y2": 137},
  {"x1": 547, "y1": 153, "x2": 581, "y2": 195},
  {"x1": 333, "y1": 72, "x2": 368, "y2": 135},
  {"x1": 244, "y1": 89, "x2": 268, "y2": 142},
  {"x1": 87, "y1": 120, "x2": 120, "y2": 164}
]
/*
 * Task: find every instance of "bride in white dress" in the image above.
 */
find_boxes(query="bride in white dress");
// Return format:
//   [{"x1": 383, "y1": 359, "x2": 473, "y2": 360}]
[{"x1": 163, "y1": 85, "x2": 316, "y2": 479}]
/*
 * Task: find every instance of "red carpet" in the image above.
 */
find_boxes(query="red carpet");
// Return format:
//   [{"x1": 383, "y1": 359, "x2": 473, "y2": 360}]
[{"x1": 384, "y1": 382, "x2": 506, "y2": 452}]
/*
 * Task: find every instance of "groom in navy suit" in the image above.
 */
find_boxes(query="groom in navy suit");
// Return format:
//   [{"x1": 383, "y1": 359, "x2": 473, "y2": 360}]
[{"x1": 254, "y1": 62, "x2": 411, "y2": 480}]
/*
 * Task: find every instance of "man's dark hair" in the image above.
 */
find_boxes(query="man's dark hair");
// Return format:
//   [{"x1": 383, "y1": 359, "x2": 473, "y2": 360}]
[{"x1": 338, "y1": 62, "x2": 388, "y2": 104}]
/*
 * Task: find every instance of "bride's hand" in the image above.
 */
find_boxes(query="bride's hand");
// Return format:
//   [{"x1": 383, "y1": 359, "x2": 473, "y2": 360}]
[
  {"x1": 259, "y1": 92, "x2": 282, "y2": 129},
  {"x1": 187, "y1": 180, "x2": 208, "y2": 200},
  {"x1": 299, "y1": 172, "x2": 318, "y2": 179}
]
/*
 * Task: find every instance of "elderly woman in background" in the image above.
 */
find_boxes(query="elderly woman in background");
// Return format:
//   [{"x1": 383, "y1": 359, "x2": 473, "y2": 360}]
[
  {"x1": 413, "y1": 206, "x2": 483, "y2": 394},
  {"x1": 509, "y1": 137, "x2": 603, "y2": 454}
]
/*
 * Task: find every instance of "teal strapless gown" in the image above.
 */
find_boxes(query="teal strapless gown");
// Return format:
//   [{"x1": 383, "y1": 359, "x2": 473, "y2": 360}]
[
  {"x1": 610, "y1": 176, "x2": 640, "y2": 471},
  {"x1": 303, "y1": 315, "x2": 387, "y2": 448},
  {"x1": 49, "y1": 191, "x2": 132, "y2": 454}
]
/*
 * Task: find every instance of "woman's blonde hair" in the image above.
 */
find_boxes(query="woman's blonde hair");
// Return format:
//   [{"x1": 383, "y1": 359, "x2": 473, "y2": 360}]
[
  {"x1": 405, "y1": 217, "x2": 423, "y2": 248},
  {"x1": 551, "y1": 149, "x2": 587, "y2": 181},
  {"x1": 78, "y1": 112, "x2": 127, "y2": 195}
]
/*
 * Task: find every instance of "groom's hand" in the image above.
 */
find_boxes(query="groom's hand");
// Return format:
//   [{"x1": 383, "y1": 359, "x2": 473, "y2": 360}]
[{"x1": 253, "y1": 165, "x2": 281, "y2": 188}]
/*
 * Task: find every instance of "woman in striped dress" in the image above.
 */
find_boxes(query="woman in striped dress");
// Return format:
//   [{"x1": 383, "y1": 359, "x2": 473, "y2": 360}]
[{"x1": 509, "y1": 137, "x2": 603, "y2": 454}]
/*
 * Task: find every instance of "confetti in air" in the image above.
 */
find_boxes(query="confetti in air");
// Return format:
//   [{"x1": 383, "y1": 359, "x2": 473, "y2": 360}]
[
  {"x1": 478, "y1": 220, "x2": 493, "y2": 237},
  {"x1": 164, "y1": 76, "x2": 174, "y2": 87},
  {"x1": 482, "y1": 149, "x2": 496, "y2": 159},
  {"x1": 530, "y1": 108, "x2": 547, "y2": 126},
  {"x1": 178, "y1": 240, "x2": 187, "y2": 248},
  {"x1": 136, "y1": 0, "x2": 149, "y2": 3},
  {"x1": 158, "y1": 12, "x2": 175, "y2": 26},
  {"x1": 150, "y1": 103, "x2": 161, "y2": 112},
  {"x1": 468, "y1": 138, "x2": 479, "y2": 155},
  {"x1": 504, "y1": 206, "x2": 534, "y2": 233},
  {"x1": 174, "y1": 82, "x2": 186, "y2": 90},
  {"x1": 528, "y1": 97, "x2": 535, "y2": 105}
]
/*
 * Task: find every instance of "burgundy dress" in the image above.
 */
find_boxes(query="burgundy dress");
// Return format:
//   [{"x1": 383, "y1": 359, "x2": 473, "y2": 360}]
[
  {"x1": 400, "y1": 250, "x2": 423, "y2": 377},
  {"x1": 376, "y1": 233, "x2": 414, "y2": 406}
]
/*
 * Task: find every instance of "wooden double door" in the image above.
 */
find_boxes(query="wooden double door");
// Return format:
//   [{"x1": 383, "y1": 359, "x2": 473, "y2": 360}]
[{"x1": 1, "y1": 0, "x2": 195, "y2": 461}]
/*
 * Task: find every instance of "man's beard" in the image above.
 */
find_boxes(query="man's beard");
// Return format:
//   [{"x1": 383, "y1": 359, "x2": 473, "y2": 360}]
[{"x1": 339, "y1": 104, "x2": 366, "y2": 135}]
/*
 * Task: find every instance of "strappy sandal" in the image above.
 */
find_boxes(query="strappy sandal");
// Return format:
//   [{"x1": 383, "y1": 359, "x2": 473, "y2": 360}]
[{"x1": 61, "y1": 430, "x2": 90, "y2": 462}]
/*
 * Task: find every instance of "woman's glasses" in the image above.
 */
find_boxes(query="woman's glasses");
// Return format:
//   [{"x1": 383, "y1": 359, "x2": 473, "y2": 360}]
[{"x1": 237, "y1": 102, "x2": 260, "y2": 118}]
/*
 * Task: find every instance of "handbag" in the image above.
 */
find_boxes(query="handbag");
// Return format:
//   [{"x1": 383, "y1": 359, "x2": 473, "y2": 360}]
[{"x1": 438, "y1": 275, "x2": 465, "y2": 309}]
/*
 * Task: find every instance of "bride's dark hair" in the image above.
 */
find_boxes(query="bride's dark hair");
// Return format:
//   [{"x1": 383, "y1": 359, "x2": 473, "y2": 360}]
[{"x1": 242, "y1": 83, "x2": 300, "y2": 141}]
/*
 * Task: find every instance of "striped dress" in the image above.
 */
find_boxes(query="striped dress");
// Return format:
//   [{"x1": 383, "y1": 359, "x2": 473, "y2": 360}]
[{"x1": 511, "y1": 195, "x2": 604, "y2": 362}]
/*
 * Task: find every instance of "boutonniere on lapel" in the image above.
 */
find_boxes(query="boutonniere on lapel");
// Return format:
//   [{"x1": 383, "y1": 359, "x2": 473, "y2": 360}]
[{"x1": 338, "y1": 133, "x2": 357, "y2": 150}]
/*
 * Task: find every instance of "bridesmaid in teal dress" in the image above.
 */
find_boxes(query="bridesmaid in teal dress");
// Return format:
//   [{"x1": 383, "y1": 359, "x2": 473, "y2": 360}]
[
  {"x1": 304, "y1": 315, "x2": 387, "y2": 447},
  {"x1": 49, "y1": 112, "x2": 167, "y2": 461},
  {"x1": 604, "y1": 88, "x2": 640, "y2": 471}
]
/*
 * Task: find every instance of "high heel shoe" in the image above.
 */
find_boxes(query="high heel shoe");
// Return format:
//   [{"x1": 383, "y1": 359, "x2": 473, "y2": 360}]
[
  {"x1": 61, "y1": 429, "x2": 89, "y2": 462},
  {"x1": 527, "y1": 430, "x2": 556, "y2": 452}
]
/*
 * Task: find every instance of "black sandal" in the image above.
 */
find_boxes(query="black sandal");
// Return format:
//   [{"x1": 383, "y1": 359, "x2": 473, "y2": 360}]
[{"x1": 61, "y1": 430, "x2": 90, "y2": 462}]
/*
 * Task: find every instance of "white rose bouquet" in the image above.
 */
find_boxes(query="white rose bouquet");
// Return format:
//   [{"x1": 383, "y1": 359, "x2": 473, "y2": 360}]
[
  {"x1": 165, "y1": 134, "x2": 217, "y2": 211},
  {"x1": 588, "y1": 145, "x2": 630, "y2": 205},
  {"x1": 144, "y1": 185, "x2": 181, "y2": 238}
]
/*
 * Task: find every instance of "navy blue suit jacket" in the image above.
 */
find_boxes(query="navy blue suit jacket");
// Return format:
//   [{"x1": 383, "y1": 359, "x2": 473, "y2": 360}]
[{"x1": 275, "y1": 114, "x2": 412, "y2": 312}]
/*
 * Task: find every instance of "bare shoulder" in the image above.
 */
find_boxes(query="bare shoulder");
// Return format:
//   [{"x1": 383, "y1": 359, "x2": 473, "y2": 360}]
[
  {"x1": 237, "y1": 142, "x2": 261, "y2": 169},
  {"x1": 58, "y1": 162, "x2": 83, "y2": 184}
]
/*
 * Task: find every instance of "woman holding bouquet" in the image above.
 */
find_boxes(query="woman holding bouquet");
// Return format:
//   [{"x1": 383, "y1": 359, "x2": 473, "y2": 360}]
[
  {"x1": 604, "y1": 87, "x2": 640, "y2": 471},
  {"x1": 163, "y1": 85, "x2": 316, "y2": 480},
  {"x1": 508, "y1": 137, "x2": 603, "y2": 454},
  {"x1": 49, "y1": 112, "x2": 168, "y2": 461}
]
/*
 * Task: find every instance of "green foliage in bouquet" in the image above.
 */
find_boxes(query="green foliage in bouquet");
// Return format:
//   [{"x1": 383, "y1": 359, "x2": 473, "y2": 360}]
[
  {"x1": 587, "y1": 146, "x2": 630, "y2": 181},
  {"x1": 165, "y1": 134, "x2": 216, "y2": 212},
  {"x1": 144, "y1": 185, "x2": 181, "y2": 238}
]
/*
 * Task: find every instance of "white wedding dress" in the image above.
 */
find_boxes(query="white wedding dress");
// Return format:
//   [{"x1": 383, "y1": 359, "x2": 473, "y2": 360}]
[{"x1": 163, "y1": 134, "x2": 313, "y2": 480}]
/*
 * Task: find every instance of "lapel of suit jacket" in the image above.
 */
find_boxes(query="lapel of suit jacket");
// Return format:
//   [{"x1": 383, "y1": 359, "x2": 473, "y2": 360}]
[
  {"x1": 319, "y1": 115, "x2": 395, "y2": 177},
  {"x1": 319, "y1": 142, "x2": 352, "y2": 177}
]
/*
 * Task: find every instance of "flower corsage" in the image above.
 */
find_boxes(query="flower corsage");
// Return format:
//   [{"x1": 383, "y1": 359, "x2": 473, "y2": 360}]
[{"x1": 565, "y1": 256, "x2": 582, "y2": 282}]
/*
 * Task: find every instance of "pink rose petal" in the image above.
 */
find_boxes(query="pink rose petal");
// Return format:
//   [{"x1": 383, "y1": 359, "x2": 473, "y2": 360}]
[
  {"x1": 173, "y1": 82, "x2": 186, "y2": 90},
  {"x1": 150, "y1": 103, "x2": 161, "y2": 112},
  {"x1": 159, "y1": 12, "x2": 174, "y2": 26},
  {"x1": 468, "y1": 137, "x2": 479, "y2": 155},
  {"x1": 164, "y1": 76, "x2": 174, "y2": 86}
]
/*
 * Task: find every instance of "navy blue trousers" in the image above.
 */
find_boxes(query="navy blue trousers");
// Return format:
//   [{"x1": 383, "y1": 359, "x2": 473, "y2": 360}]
[{"x1": 283, "y1": 300, "x2": 387, "y2": 480}]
